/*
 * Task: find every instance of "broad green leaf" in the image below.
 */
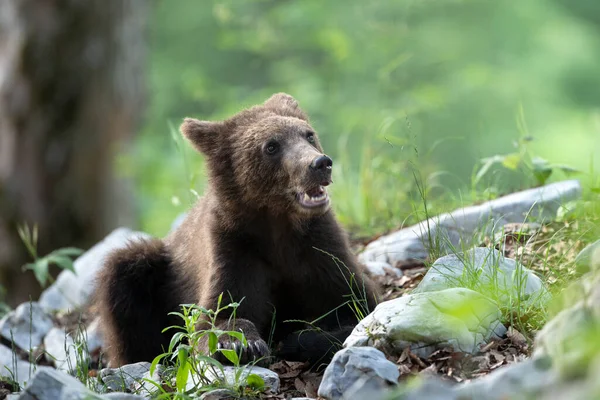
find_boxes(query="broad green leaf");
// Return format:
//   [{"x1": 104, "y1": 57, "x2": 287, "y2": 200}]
[
  {"x1": 175, "y1": 358, "x2": 191, "y2": 391},
  {"x1": 48, "y1": 255, "x2": 76, "y2": 274},
  {"x1": 224, "y1": 331, "x2": 247, "y2": 346},
  {"x1": 219, "y1": 349, "x2": 239, "y2": 365},
  {"x1": 245, "y1": 373, "x2": 265, "y2": 390}
]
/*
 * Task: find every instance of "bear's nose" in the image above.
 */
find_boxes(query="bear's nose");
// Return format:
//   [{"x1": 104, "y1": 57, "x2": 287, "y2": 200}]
[{"x1": 310, "y1": 155, "x2": 333, "y2": 171}]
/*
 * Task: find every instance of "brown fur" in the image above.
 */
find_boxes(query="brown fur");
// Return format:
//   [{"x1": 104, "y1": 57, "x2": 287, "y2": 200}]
[{"x1": 96, "y1": 93, "x2": 378, "y2": 367}]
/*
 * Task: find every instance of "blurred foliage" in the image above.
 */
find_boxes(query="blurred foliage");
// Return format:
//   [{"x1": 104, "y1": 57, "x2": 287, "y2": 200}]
[{"x1": 129, "y1": 0, "x2": 600, "y2": 236}]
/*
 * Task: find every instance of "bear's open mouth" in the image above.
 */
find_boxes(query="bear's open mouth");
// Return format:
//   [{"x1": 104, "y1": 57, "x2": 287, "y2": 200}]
[{"x1": 297, "y1": 186, "x2": 329, "y2": 208}]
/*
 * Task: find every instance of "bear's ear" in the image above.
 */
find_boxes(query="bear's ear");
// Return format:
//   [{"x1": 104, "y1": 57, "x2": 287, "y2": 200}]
[
  {"x1": 264, "y1": 92, "x2": 308, "y2": 121},
  {"x1": 180, "y1": 118, "x2": 224, "y2": 155}
]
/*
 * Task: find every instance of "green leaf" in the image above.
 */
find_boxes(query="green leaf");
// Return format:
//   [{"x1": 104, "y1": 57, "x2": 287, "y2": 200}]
[
  {"x1": 177, "y1": 346, "x2": 189, "y2": 366},
  {"x1": 175, "y1": 357, "x2": 191, "y2": 392},
  {"x1": 168, "y1": 332, "x2": 186, "y2": 353},
  {"x1": 245, "y1": 373, "x2": 265, "y2": 390},
  {"x1": 195, "y1": 354, "x2": 225, "y2": 370},
  {"x1": 26, "y1": 259, "x2": 49, "y2": 287},
  {"x1": 501, "y1": 153, "x2": 522, "y2": 170},
  {"x1": 48, "y1": 255, "x2": 76, "y2": 274},
  {"x1": 208, "y1": 332, "x2": 218, "y2": 354},
  {"x1": 219, "y1": 349, "x2": 239, "y2": 366},
  {"x1": 52, "y1": 247, "x2": 84, "y2": 257},
  {"x1": 224, "y1": 331, "x2": 247, "y2": 346},
  {"x1": 150, "y1": 353, "x2": 168, "y2": 376}
]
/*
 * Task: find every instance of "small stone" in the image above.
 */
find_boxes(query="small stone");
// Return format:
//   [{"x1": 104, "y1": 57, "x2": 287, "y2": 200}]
[
  {"x1": 17, "y1": 368, "x2": 98, "y2": 400},
  {"x1": 100, "y1": 362, "x2": 152, "y2": 392},
  {"x1": 198, "y1": 389, "x2": 237, "y2": 400},
  {"x1": 0, "y1": 302, "x2": 54, "y2": 352},
  {"x1": 345, "y1": 288, "x2": 506, "y2": 358},
  {"x1": 317, "y1": 347, "x2": 398, "y2": 400},
  {"x1": 44, "y1": 327, "x2": 83, "y2": 373},
  {"x1": 456, "y1": 356, "x2": 558, "y2": 399},
  {"x1": 131, "y1": 365, "x2": 164, "y2": 397},
  {"x1": 0, "y1": 343, "x2": 55, "y2": 388},
  {"x1": 202, "y1": 366, "x2": 280, "y2": 393},
  {"x1": 79, "y1": 317, "x2": 104, "y2": 355},
  {"x1": 102, "y1": 394, "x2": 146, "y2": 400}
]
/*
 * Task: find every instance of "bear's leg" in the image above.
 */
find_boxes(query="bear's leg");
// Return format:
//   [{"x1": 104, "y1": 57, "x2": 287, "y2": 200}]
[{"x1": 96, "y1": 238, "x2": 183, "y2": 366}]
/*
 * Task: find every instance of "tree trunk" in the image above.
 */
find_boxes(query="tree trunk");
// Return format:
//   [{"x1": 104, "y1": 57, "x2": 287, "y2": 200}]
[{"x1": 0, "y1": 0, "x2": 147, "y2": 306}]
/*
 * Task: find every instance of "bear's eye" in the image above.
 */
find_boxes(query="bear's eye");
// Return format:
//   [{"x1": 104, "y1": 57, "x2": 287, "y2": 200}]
[
  {"x1": 265, "y1": 141, "x2": 280, "y2": 155},
  {"x1": 307, "y1": 132, "x2": 316, "y2": 144}
]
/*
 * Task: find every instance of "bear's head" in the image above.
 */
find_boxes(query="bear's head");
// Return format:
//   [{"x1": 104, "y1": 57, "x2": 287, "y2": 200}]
[{"x1": 181, "y1": 93, "x2": 333, "y2": 219}]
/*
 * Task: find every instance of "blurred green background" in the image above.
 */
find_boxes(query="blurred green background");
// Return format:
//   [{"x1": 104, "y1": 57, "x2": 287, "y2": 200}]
[{"x1": 131, "y1": 0, "x2": 600, "y2": 237}]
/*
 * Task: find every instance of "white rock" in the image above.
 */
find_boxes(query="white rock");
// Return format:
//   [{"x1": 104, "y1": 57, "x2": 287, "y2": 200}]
[
  {"x1": 0, "y1": 302, "x2": 54, "y2": 352},
  {"x1": 16, "y1": 367, "x2": 92, "y2": 400},
  {"x1": 131, "y1": 365, "x2": 164, "y2": 397},
  {"x1": 43, "y1": 327, "x2": 83, "y2": 373},
  {"x1": 317, "y1": 347, "x2": 398, "y2": 400},
  {"x1": 38, "y1": 228, "x2": 150, "y2": 312},
  {"x1": 100, "y1": 362, "x2": 152, "y2": 392},
  {"x1": 79, "y1": 317, "x2": 104, "y2": 354},
  {"x1": 360, "y1": 180, "x2": 582, "y2": 264},
  {"x1": 534, "y1": 304, "x2": 597, "y2": 379},
  {"x1": 185, "y1": 365, "x2": 280, "y2": 393},
  {"x1": 414, "y1": 247, "x2": 548, "y2": 306},
  {"x1": 575, "y1": 239, "x2": 600, "y2": 273},
  {"x1": 198, "y1": 389, "x2": 237, "y2": 399},
  {"x1": 364, "y1": 261, "x2": 402, "y2": 277},
  {"x1": 456, "y1": 356, "x2": 558, "y2": 399},
  {"x1": 0, "y1": 343, "x2": 53, "y2": 388},
  {"x1": 210, "y1": 366, "x2": 280, "y2": 393},
  {"x1": 345, "y1": 288, "x2": 506, "y2": 358}
]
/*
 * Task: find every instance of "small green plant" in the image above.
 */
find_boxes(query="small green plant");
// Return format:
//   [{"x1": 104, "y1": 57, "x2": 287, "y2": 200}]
[
  {"x1": 146, "y1": 295, "x2": 267, "y2": 399},
  {"x1": 17, "y1": 223, "x2": 83, "y2": 288},
  {"x1": 475, "y1": 136, "x2": 580, "y2": 188}
]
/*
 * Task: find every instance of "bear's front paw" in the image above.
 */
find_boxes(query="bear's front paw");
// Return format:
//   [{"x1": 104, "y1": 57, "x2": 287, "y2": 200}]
[{"x1": 215, "y1": 336, "x2": 270, "y2": 366}]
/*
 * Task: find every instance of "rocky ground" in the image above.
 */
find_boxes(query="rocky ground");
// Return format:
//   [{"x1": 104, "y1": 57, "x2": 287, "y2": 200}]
[{"x1": 1, "y1": 180, "x2": 600, "y2": 399}]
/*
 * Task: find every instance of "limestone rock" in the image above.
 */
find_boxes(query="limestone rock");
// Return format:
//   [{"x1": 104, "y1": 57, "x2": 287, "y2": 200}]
[
  {"x1": 100, "y1": 362, "x2": 152, "y2": 392},
  {"x1": 317, "y1": 347, "x2": 398, "y2": 400},
  {"x1": 414, "y1": 247, "x2": 548, "y2": 306},
  {"x1": 44, "y1": 327, "x2": 82, "y2": 373},
  {"x1": 575, "y1": 239, "x2": 600, "y2": 273},
  {"x1": 17, "y1": 368, "x2": 98, "y2": 400},
  {"x1": 205, "y1": 366, "x2": 280, "y2": 393},
  {"x1": 360, "y1": 180, "x2": 581, "y2": 264},
  {"x1": 0, "y1": 302, "x2": 54, "y2": 352},
  {"x1": 456, "y1": 356, "x2": 558, "y2": 399},
  {"x1": 345, "y1": 288, "x2": 506, "y2": 358},
  {"x1": 0, "y1": 343, "x2": 53, "y2": 388},
  {"x1": 364, "y1": 261, "x2": 403, "y2": 277},
  {"x1": 39, "y1": 228, "x2": 150, "y2": 312}
]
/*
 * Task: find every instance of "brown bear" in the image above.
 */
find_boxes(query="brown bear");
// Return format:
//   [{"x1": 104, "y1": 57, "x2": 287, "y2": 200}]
[{"x1": 96, "y1": 93, "x2": 378, "y2": 367}]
